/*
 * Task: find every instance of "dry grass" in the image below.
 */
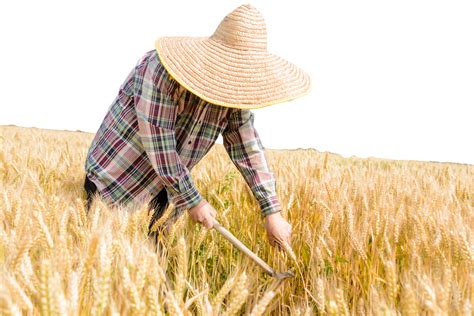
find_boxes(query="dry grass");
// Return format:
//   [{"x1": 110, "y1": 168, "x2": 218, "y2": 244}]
[{"x1": 0, "y1": 125, "x2": 473, "y2": 315}]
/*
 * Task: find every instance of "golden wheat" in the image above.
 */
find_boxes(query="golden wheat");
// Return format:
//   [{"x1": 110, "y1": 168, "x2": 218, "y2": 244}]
[{"x1": 0, "y1": 125, "x2": 473, "y2": 315}]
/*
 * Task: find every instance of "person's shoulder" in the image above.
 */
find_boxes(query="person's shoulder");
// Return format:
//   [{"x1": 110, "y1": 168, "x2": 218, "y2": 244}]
[
  {"x1": 134, "y1": 49, "x2": 176, "y2": 90},
  {"x1": 135, "y1": 49, "x2": 162, "y2": 70}
]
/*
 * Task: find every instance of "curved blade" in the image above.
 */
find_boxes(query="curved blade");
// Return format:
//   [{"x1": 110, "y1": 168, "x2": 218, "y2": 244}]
[{"x1": 273, "y1": 270, "x2": 295, "y2": 280}]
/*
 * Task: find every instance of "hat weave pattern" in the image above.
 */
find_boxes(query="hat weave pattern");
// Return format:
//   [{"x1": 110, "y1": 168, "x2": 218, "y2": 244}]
[{"x1": 155, "y1": 4, "x2": 311, "y2": 109}]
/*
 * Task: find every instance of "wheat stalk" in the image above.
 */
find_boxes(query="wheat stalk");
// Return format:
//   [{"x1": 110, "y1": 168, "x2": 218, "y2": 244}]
[{"x1": 249, "y1": 290, "x2": 276, "y2": 316}]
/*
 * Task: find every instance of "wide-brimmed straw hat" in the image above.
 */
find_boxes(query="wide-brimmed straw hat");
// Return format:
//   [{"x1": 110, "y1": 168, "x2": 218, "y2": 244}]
[{"x1": 155, "y1": 4, "x2": 311, "y2": 109}]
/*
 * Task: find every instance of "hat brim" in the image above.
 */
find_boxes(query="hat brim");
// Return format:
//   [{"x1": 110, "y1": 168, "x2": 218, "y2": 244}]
[{"x1": 155, "y1": 36, "x2": 311, "y2": 109}]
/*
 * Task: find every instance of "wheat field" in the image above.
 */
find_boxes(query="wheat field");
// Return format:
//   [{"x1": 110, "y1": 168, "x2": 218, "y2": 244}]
[{"x1": 0, "y1": 125, "x2": 473, "y2": 315}]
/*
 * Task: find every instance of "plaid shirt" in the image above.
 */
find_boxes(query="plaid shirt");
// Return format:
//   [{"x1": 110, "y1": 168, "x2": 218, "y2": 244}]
[{"x1": 85, "y1": 49, "x2": 281, "y2": 217}]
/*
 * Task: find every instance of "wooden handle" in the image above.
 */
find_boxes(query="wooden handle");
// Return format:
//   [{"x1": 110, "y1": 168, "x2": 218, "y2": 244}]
[{"x1": 212, "y1": 218, "x2": 275, "y2": 276}]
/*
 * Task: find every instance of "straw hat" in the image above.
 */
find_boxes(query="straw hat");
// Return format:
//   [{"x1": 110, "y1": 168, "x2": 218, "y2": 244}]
[{"x1": 155, "y1": 4, "x2": 311, "y2": 109}]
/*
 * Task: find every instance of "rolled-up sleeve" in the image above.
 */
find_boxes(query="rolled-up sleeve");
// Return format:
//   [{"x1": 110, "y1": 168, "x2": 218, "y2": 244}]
[
  {"x1": 133, "y1": 58, "x2": 202, "y2": 211},
  {"x1": 222, "y1": 109, "x2": 282, "y2": 217}
]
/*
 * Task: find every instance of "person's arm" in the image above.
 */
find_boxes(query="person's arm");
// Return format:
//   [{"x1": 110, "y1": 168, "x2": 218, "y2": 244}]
[
  {"x1": 133, "y1": 56, "x2": 203, "y2": 213},
  {"x1": 222, "y1": 108, "x2": 291, "y2": 247},
  {"x1": 222, "y1": 109, "x2": 282, "y2": 217}
]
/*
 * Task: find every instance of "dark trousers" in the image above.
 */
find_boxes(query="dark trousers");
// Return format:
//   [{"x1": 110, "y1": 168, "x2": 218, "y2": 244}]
[{"x1": 83, "y1": 175, "x2": 169, "y2": 240}]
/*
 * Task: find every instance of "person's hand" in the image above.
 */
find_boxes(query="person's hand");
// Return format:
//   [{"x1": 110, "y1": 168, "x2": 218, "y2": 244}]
[
  {"x1": 188, "y1": 199, "x2": 217, "y2": 229},
  {"x1": 264, "y1": 212, "x2": 292, "y2": 249}
]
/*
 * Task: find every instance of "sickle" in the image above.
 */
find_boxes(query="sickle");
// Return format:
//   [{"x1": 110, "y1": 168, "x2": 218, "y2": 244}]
[{"x1": 212, "y1": 219, "x2": 294, "y2": 280}]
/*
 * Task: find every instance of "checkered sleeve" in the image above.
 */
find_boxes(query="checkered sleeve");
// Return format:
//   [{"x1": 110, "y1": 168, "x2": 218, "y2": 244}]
[
  {"x1": 133, "y1": 57, "x2": 203, "y2": 211},
  {"x1": 222, "y1": 109, "x2": 282, "y2": 217}
]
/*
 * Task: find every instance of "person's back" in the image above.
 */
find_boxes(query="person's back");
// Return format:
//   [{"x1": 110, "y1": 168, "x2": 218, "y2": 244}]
[{"x1": 85, "y1": 49, "x2": 232, "y2": 212}]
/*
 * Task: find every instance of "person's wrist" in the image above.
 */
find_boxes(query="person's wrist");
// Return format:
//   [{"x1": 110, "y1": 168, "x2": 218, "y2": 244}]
[
  {"x1": 264, "y1": 211, "x2": 282, "y2": 222},
  {"x1": 189, "y1": 199, "x2": 207, "y2": 212}
]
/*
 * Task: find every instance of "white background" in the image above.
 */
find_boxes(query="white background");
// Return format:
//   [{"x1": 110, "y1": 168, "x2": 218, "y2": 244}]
[{"x1": 1, "y1": 0, "x2": 473, "y2": 164}]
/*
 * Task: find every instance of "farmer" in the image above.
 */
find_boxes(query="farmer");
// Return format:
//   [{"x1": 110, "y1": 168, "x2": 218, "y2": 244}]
[{"x1": 83, "y1": 4, "x2": 311, "y2": 249}]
